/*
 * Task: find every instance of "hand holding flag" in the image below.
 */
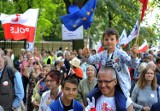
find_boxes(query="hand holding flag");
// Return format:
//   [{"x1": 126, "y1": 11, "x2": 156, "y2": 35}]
[{"x1": 131, "y1": 44, "x2": 139, "y2": 58}]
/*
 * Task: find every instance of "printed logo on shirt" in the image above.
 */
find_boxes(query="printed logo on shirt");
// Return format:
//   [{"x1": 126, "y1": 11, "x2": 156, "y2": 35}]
[
  {"x1": 102, "y1": 102, "x2": 114, "y2": 111},
  {"x1": 46, "y1": 97, "x2": 51, "y2": 105},
  {"x1": 114, "y1": 58, "x2": 121, "y2": 72}
]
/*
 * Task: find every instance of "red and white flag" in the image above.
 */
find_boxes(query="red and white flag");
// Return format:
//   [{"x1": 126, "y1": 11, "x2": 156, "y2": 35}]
[
  {"x1": 139, "y1": 0, "x2": 149, "y2": 22},
  {"x1": 119, "y1": 29, "x2": 128, "y2": 45},
  {"x1": 0, "y1": 9, "x2": 39, "y2": 51},
  {"x1": 138, "y1": 40, "x2": 148, "y2": 53},
  {"x1": 127, "y1": 20, "x2": 139, "y2": 44},
  {"x1": 97, "y1": 40, "x2": 104, "y2": 53}
]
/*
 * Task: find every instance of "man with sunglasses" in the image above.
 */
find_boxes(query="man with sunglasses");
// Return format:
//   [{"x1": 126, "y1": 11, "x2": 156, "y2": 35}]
[{"x1": 86, "y1": 66, "x2": 133, "y2": 111}]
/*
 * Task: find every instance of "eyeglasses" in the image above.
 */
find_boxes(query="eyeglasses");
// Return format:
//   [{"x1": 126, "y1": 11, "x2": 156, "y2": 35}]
[
  {"x1": 45, "y1": 80, "x2": 54, "y2": 83},
  {"x1": 97, "y1": 79, "x2": 115, "y2": 84}
]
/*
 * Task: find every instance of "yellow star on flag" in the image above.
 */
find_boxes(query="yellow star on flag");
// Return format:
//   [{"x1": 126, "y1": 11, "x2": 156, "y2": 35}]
[
  {"x1": 73, "y1": 25, "x2": 77, "y2": 28},
  {"x1": 87, "y1": 11, "x2": 90, "y2": 16},
  {"x1": 82, "y1": 17, "x2": 86, "y2": 20}
]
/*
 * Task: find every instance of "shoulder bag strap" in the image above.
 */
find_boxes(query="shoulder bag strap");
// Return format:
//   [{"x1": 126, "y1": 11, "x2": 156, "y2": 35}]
[{"x1": 157, "y1": 86, "x2": 160, "y2": 103}]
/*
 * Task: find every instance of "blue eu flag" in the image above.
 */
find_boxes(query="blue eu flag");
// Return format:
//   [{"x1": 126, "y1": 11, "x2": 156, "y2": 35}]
[{"x1": 61, "y1": 0, "x2": 97, "y2": 31}]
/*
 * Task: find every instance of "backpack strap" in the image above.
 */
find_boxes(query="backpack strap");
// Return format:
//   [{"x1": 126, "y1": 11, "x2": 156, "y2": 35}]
[
  {"x1": 157, "y1": 86, "x2": 160, "y2": 103},
  {"x1": 7, "y1": 67, "x2": 17, "y2": 85}
]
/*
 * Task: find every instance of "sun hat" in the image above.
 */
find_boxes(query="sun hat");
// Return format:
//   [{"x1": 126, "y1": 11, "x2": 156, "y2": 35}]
[{"x1": 69, "y1": 57, "x2": 81, "y2": 68}]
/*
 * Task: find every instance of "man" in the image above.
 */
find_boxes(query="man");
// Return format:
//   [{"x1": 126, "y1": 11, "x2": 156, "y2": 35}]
[
  {"x1": 77, "y1": 49, "x2": 83, "y2": 61},
  {"x1": 83, "y1": 28, "x2": 139, "y2": 98},
  {"x1": 48, "y1": 75, "x2": 83, "y2": 111},
  {"x1": 0, "y1": 50, "x2": 24, "y2": 111},
  {"x1": 86, "y1": 66, "x2": 133, "y2": 111},
  {"x1": 20, "y1": 51, "x2": 33, "y2": 103}
]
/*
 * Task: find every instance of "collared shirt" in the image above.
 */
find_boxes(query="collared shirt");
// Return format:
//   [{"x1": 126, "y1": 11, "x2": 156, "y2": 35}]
[{"x1": 0, "y1": 70, "x2": 24, "y2": 109}]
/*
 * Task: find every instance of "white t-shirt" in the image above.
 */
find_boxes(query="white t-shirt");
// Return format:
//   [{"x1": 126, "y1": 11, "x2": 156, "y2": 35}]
[
  {"x1": 39, "y1": 90, "x2": 61, "y2": 111},
  {"x1": 96, "y1": 95, "x2": 132, "y2": 111},
  {"x1": 39, "y1": 90, "x2": 55, "y2": 111}
]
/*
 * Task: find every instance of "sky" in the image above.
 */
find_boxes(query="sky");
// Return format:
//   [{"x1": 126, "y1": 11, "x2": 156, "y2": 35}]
[{"x1": 144, "y1": 8, "x2": 159, "y2": 26}]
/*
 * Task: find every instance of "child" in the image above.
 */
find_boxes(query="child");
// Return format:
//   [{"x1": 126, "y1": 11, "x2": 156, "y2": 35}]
[
  {"x1": 48, "y1": 75, "x2": 83, "y2": 111},
  {"x1": 83, "y1": 28, "x2": 139, "y2": 97}
]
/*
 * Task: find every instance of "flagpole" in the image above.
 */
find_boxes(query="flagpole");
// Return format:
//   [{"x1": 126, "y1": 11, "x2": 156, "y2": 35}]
[
  {"x1": 135, "y1": 2, "x2": 142, "y2": 46},
  {"x1": 135, "y1": 21, "x2": 141, "y2": 45},
  {"x1": 135, "y1": 0, "x2": 148, "y2": 45},
  {"x1": 86, "y1": 28, "x2": 91, "y2": 48}
]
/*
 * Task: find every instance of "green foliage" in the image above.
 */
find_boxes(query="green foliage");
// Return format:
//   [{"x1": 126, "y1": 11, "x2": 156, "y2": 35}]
[{"x1": 0, "y1": 0, "x2": 159, "y2": 47}]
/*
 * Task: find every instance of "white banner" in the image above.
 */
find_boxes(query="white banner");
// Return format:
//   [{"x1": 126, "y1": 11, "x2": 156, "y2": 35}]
[{"x1": 62, "y1": 24, "x2": 83, "y2": 40}]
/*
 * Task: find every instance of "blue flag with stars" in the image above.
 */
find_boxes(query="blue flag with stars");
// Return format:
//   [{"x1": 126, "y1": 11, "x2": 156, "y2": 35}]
[{"x1": 61, "y1": 0, "x2": 97, "y2": 31}]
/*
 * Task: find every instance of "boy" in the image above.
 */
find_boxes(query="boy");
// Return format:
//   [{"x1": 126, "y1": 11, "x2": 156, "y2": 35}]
[
  {"x1": 48, "y1": 75, "x2": 83, "y2": 111},
  {"x1": 83, "y1": 28, "x2": 139, "y2": 97}
]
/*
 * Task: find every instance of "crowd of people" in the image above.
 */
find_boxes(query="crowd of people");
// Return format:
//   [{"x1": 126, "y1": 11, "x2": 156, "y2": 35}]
[{"x1": 0, "y1": 28, "x2": 160, "y2": 111}]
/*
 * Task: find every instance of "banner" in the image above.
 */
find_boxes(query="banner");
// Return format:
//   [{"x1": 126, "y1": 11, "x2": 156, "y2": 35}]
[
  {"x1": 0, "y1": 9, "x2": 39, "y2": 51},
  {"x1": 62, "y1": 24, "x2": 83, "y2": 40}
]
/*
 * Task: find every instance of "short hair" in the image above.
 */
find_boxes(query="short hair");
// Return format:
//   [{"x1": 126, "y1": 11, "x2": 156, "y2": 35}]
[
  {"x1": 0, "y1": 50, "x2": 5, "y2": 58},
  {"x1": 61, "y1": 75, "x2": 79, "y2": 88},
  {"x1": 59, "y1": 47, "x2": 62, "y2": 50},
  {"x1": 92, "y1": 49, "x2": 96, "y2": 54},
  {"x1": 137, "y1": 66, "x2": 157, "y2": 90},
  {"x1": 45, "y1": 70, "x2": 61, "y2": 85},
  {"x1": 86, "y1": 65, "x2": 97, "y2": 75},
  {"x1": 102, "y1": 28, "x2": 119, "y2": 40},
  {"x1": 98, "y1": 66, "x2": 117, "y2": 79}
]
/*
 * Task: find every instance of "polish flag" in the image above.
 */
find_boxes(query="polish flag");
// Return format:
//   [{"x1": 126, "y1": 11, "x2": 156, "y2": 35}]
[
  {"x1": 139, "y1": 0, "x2": 149, "y2": 22},
  {"x1": 97, "y1": 40, "x2": 104, "y2": 53},
  {"x1": 0, "y1": 9, "x2": 39, "y2": 51},
  {"x1": 138, "y1": 40, "x2": 148, "y2": 53}
]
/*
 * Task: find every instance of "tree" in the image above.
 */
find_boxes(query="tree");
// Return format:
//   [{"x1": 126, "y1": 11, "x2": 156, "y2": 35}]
[{"x1": 0, "y1": 0, "x2": 158, "y2": 49}]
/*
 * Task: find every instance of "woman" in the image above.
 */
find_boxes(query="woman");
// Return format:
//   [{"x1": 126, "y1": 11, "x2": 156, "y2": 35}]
[
  {"x1": 26, "y1": 60, "x2": 43, "y2": 111},
  {"x1": 131, "y1": 65, "x2": 160, "y2": 111},
  {"x1": 77, "y1": 65, "x2": 97, "y2": 107},
  {"x1": 39, "y1": 70, "x2": 62, "y2": 111},
  {"x1": 32, "y1": 65, "x2": 52, "y2": 111},
  {"x1": 69, "y1": 57, "x2": 83, "y2": 82}
]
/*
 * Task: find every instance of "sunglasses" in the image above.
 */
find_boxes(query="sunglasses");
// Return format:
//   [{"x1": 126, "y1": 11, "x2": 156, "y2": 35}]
[{"x1": 33, "y1": 62, "x2": 39, "y2": 65}]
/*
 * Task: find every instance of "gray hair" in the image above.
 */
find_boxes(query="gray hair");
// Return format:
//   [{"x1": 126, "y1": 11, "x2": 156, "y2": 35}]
[
  {"x1": 0, "y1": 50, "x2": 5, "y2": 58},
  {"x1": 99, "y1": 66, "x2": 117, "y2": 79},
  {"x1": 86, "y1": 65, "x2": 97, "y2": 74}
]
